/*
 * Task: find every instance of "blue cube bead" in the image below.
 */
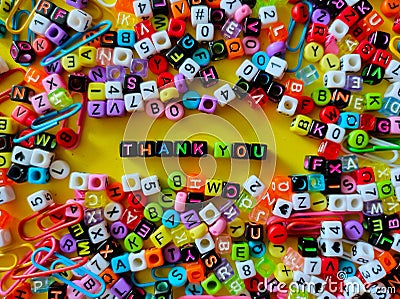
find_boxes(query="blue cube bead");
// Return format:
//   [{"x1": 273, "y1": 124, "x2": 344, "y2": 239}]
[
  {"x1": 337, "y1": 112, "x2": 360, "y2": 129},
  {"x1": 378, "y1": 97, "x2": 400, "y2": 117},
  {"x1": 117, "y1": 29, "x2": 135, "y2": 48},
  {"x1": 252, "y1": 51, "x2": 270, "y2": 70},
  {"x1": 307, "y1": 173, "x2": 325, "y2": 192},
  {"x1": 345, "y1": 75, "x2": 363, "y2": 92},
  {"x1": 295, "y1": 64, "x2": 319, "y2": 86},
  {"x1": 111, "y1": 253, "x2": 130, "y2": 274},
  {"x1": 27, "y1": 167, "x2": 50, "y2": 184},
  {"x1": 249, "y1": 240, "x2": 266, "y2": 258}
]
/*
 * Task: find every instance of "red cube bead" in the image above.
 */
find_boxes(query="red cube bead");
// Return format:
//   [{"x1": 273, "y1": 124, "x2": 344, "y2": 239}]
[
  {"x1": 306, "y1": 23, "x2": 328, "y2": 44},
  {"x1": 354, "y1": 40, "x2": 376, "y2": 62},
  {"x1": 168, "y1": 18, "x2": 186, "y2": 39},
  {"x1": 372, "y1": 49, "x2": 392, "y2": 68},
  {"x1": 349, "y1": 19, "x2": 371, "y2": 42},
  {"x1": 359, "y1": 113, "x2": 376, "y2": 131},
  {"x1": 120, "y1": 206, "x2": 143, "y2": 230},
  {"x1": 393, "y1": 14, "x2": 400, "y2": 34},
  {"x1": 352, "y1": 167, "x2": 375, "y2": 185},
  {"x1": 134, "y1": 20, "x2": 156, "y2": 41},
  {"x1": 337, "y1": 6, "x2": 360, "y2": 28},
  {"x1": 249, "y1": 87, "x2": 268, "y2": 108},
  {"x1": 321, "y1": 257, "x2": 339, "y2": 275},
  {"x1": 157, "y1": 72, "x2": 175, "y2": 88},
  {"x1": 285, "y1": 78, "x2": 304, "y2": 97},
  {"x1": 317, "y1": 140, "x2": 341, "y2": 160}
]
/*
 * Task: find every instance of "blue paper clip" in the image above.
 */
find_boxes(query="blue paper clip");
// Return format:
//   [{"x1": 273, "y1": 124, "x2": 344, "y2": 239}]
[
  {"x1": 13, "y1": 103, "x2": 82, "y2": 143},
  {"x1": 285, "y1": 1, "x2": 313, "y2": 73},
  {"x1": 131, "y1": 271, "x2": 155, "y2": 288},
  {"x1": 151, "y1": 264, "x2": 176, "y2": 281},
  {"x1": 31, "y1": 247, "x2": 106, "y2": 298},
  {"x1": 12, "y1": 9, "x2": 35, "y2": 67},
  {"x1": 41, "y1": 20, "x2": 112, "y2": 67}
]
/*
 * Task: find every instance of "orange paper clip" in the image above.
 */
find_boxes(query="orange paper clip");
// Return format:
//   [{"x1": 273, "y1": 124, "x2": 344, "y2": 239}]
[
  {"x1": 5, "y1": 0, "x2": 39, "y2": 35},
  {"x1": 0, "y1": 68, "x2": 26, "y2": 104},
  {"x1": 18, "y1": 202, "x2": 84, "y2": 241}
]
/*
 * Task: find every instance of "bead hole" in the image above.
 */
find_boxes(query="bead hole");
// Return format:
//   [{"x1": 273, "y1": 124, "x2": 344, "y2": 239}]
[
  {"x1": 48, "y1": 28, "x2": 59, "y2": 38},
  {"x1": 205, "y1": 209, "x2": 215, "y2": 218},
  {"x1": 200, "y1": 239, "x2": 210, "y2": 247},
  {"x1": 133, "y1": 258, "x2": 143, "y2": 266},
  {"x1": 203, "y1": 100, "x2": 214, "y2": 109},
  {"x1": 149, "y1": 254, "x2": 159, "y2": 264}
]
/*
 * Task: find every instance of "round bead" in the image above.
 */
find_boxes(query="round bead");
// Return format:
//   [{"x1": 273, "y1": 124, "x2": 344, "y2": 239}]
[
  {"x1": 168, "y1": 266, "x2": 187, "y2": 287},
  {"x1": 292, "y1": 3, "x2": 309, "y2": 23},
  {"x1": 127, "y1": 191, "x2": 146, "y2": 209},
  {"x1": 124, "y1": 231, "x2": 143, "y2": 252},
  {"x1": 320, "y1": 105, "x2": 340, "y2": 123},
  {"x1": 145, "y1": 99, "x2": 165, "y2": 118},
  {"x1": 148, "y1": 54, "x2": 168, "y2": 75},
  {"x1": 162, "y1": 209, "x2": 180, "y2": 229},
  {"x1": 266, "y1": 41, "x2": 286, "y2": 57},
  {"x1": 167, "y1": 171, "x2": 186, "y2": 190},
  {"x1": 267, "y1": 223, "x2": 287, "y2": 244},
  {"x1": 192, "y1": 48, "x2": 211, "y2": 67},
  {"x1": 59, "y1": 234, "x2": 76, "y2": 253},
  {"x1": 381, "y1": 0, "x2": 400, "y2": 18},
  {"x1": 165, "y1": 102, "x2": 184, "y2": 121},
  {"x1": 56, "y1": 128, "x2": 78, "y2": 149},
  {"x1": 344, "y1": 220, "x2": 364, "y2": 240},
  {"x1": 110, "y1": 221, "x2": 128, "y2": 239},
  {"x1": 347, "y1": 129, "x2": 369, "y2": 149},
  {"x1": 296, "y1": 96, "x2": 314, "y2": 114},
  {"x1": 304, "y1": 42, "x2": 324, "y2": 62},
  {"x1": 319, "y1": 53, "x2": 340, "y2": 72},
  {"x1": 310, "y1": 192, "x2": 327, "y2": 211},
  {"x1": 144, "y1": 202, "x2": 163, "y2": 222},
  {"x1": 182, "y1": 90, "x2": 201, "y2": 109},
  {"x1": 49, "y1": 160, "x2": 70, "y2": 180},
  {"x1": 32, "y1": 37, "x2": 52, "y2": 57},
  {"x1": 339, "y1": 259, "x2": 356, "y2": 277},
  {"x1": 267, "y1": 241, "x2": 286, "y2": 258},
  {"x1": 243, "y1": 36, "x2": 260, "y2": 55}
]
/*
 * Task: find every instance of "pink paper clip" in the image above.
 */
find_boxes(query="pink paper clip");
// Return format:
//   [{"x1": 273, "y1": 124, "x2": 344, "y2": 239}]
[
  {"x1": 18, "y1": 202, "x2": 84, "y2": 241},
  {"x1": 0, "y1": 68, "x2": 26, "y2": 104},
  {"x1": 0, "y1": 236, "x2": 57, "y2": 296},
  {"x1": 56, "y1": 93, "x2": 87, "y2": 150}
]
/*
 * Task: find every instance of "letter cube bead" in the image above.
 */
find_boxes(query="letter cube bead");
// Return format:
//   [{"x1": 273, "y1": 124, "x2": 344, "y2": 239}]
[
  {"x1": 236, "y1": 59, "x2": 258, "y2": 82},
  {"x1": 243, "y1": 175, "x2": 265, "y2": 197},
  {"x1": 11, "y1": 146, "x2": 32, "y2": 166},
  {"x1": 29, "y1": 14, "x2": 52, "y2": 36},
  {"x1": 66, "y1": 9, "x2": 92, "y2": 32},
  {"x1": 0, "y1": 186, "x2": 15, "y2": 204},
  {"x1": 319, "y1": 239, "x2": 343, "y2": 257},
  {"x1": 340, "y1": 54, "x2": 362, "y2": 72},
  {"x1": 66, "y1": 0, "x2": 87, "y2": 9},
  {"x1": 258, "y1": 6, "x2": 277, "y2": 28},
  {"x1": 134, "y1": 38, "x2": 156, "y2": 59},
  {"x1": 199, "y1": 203, "x2": 221, "y2": 225},
  {"x1": 30, "y1": 148, "x2": 55, "y2": 168},
  {"x1": 140, "y1": 175, "x2": 160, "y2": 196},
  {"x1": 105, "y1": 82, "x2": 123, "y2": 100},
  {"x1": 45, "y1": 23, "x2": 69, "y2": 46},
  {"x1": 236, "y1": 260, "x2": 256, "y2": 279},
  {"x1": 140, "y1": 81, "x2": 159, "y2": 101},
  {"x1": 0, "y1": 228, "x2": 11, "y2": 247},
  {"x1": 362, "y1": 64, "x2": 385, "y2": 85},
  {"x1": 27, "y1": 190, "x2": 54, "y2": 212},
  {"x1": 351, "y1": 241, "x2": 374, "y2": 264},
  {"x1": 9, "y1": 41, "x2": 36, "y2": 64},
  {"x1": 213, "y1": 84, "x2": 236, "y2": 106},
  {"x1": 272, "y1": 198, "x2": 293, "y2": 218},
  {"x1": 292, "y1": 193, "x2": 310, "y2": 210},
  {"x1": 196, "y1": 23, "x2": 214, "y2": 43},
  {"x1": 320, "y1": 221, "x2": 343, "y2": 239},
  {"x1": 277, "y1": 95, "x2": 298, "y2": 117},
  {"x1": 88, "y1": 221, "x2": 110, "y2": 244},
  {"x1": 324, "y1": 71, "x2": 346, "y2": 88},
  {"x1": 133, "y1": 0, "x2": 153, "y2": 20},
  {"x1": 302, "y1": 257, "x2": 322, "y2": 275},
  {"x1": 265, "y1": 56, "x2": 287, "y2": 79}
]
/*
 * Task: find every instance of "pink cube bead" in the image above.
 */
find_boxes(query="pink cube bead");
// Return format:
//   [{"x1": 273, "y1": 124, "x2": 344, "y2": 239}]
[
  {"x1": 165, "y1": 102, "x2": 184, "y2": 121},
  {"x1": 88, "y1": 174, "x2": 108, "y2": 191},
  {"x1": 145, "y1": 99, "x2": 165, "y2": 118},
  {"x1": 65, "y1": 199, "x2": 85, "y2": 217},
  {"x1": 174, "y1": 73, "x2": 188, "y2": 93},
  {"x1": 390, "y1": 116, "x2": 400, "y2": 134},
  {"x1": 29, "y1": 92, "x2": 53, "y2": 115},
  {"x1": 198, "y1": 95, "x2": 217, "y2": 113},
  {"x1": 67, "y1": 282, "x2": 85, "y2": 299},
  {"x1": 243, "y1": 36, "x2": 260, "y2": 55},
  {"x1": 233, "y1": 4, "x2": 252, "y2": 23},
  {"x1": 42, "y1": 74, "x2": 67, "y2": 93}
]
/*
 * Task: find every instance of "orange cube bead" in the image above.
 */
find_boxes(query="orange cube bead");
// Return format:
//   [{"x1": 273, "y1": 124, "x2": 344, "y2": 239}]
[
  {"x1": 376, "y1": 251, "x2": 397, "y2": 273},
  {"x1": 270, "y1": 176, "x2": 292, "y2": 199},
  {"x1": 186, "y1": 173, "x2": 205, "y2": 193},
  {"x1": 24, "y1": 67, "x2": 47, "y2": 90},
  {"x1": 285, "y1": 78, "x2": 304, "y2": 97},
  {"x1": 100, "y1": 267, "x2": 119, "y2": 288},
  {"x1": 145, "y1": 247, "x2": 164, "y2": 268},
  {"x1": 6, "y1": 283, "x2": 31, "y2": 299},
  {"x1": 0, "y1": 168, "x2": 13, "y2": 186},
  {"x1": 171, "y1": 0, "x2": 191, "y2": 20},
  {"x1": 185, "y1": 262, "x2": 206, "y2": 283},
  {"x1": 365, "y1": 10, "x2": 384, "y2": 30},
  {"x1": 225, "y1": 38, "x2": 244, "y2": 60},
  {"x1": 0, "y1": 209, "x2": 10, "y2": 229},
  {"x1": 115, "y1": 0, "x2": 134, "y2": 13},
  {"x1": 249, "y1": 203, "x2": 270, "y2": 225},
  {"x1": 268, "y1": 22, "x2": 288, "y2": 43}
]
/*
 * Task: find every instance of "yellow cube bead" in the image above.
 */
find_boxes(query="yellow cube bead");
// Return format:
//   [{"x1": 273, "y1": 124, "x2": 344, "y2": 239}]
[
  {"x1": 228, "y1": 218, "x2": 245, "y2": 238},
  {"x1": 274, "y1": 263, "x2": 293, "y2": 283},
  {"x1": 338, "y1": 34, "x2": 359, "y2": 56},
  {"x1": 268, "y1": 242, "x2": 287, "y2": 258},
  {"x1": 84, "y1": 191, "x2": 108, "y2": 208},
  {"x1": 160, "y1": 87, "x2": 179, "y2": 102},
  {"x1": 61, "y1": 53, "x2": 82, "y2": 73},
  {"x1": 372, "y1": 162, "x2": 391, "y2": 182},
  {"x1": 78, "y1": 46, "x2": 97, "y2": 67},
  {"x1": 116, "y1": 12, "x2": 136, "y2": 29},
  {"x1": 290, "y1": 114, "x2": 313, "y2": 136},
  {"x1": 150, "y1": 225, "x2": 172, "y2": 248},
  {"x1": 304, "y1": 42, "x2": 324, "y2": 63},
  {"x1": 382, "y1": 196, "x2": 400, "y2": 215},
  {"x1": 171, "y1": 224, "x2": 192, "y2": 247},
  {"x1": 0, "y1": 117, "x2": 18, "y2": 134},
  {"x1": 319, "y1": 54, "x2": 340, "y2": 72},
  {"x1": 88, "y1": 82, "x2": 106, "y2": 100},
  {"x1": 151, "y1": 14, "x2": 169, "y2": 31},
  {"x1": 189, "y1": 222, "x2": 208, "y2": 239},
  {"x1": 204, "y1": 179, "x2": 223, "y2": 197},
  {"x1": 0, "y1": 152, "x2": 11, "y2": 168},
  {"x1": 310, "y1": 192, "x2": 327, "y2": 211},
  {"x1": 0, "y1": 0, "x2": 12, "y2": 20}
]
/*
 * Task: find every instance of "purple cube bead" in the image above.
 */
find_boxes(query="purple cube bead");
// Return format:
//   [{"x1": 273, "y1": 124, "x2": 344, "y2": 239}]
[
  {"x1": 59, "y1": 234, "x2": 77, "y2": 254},
  {"x1": 84, "y1": 208, "x2": 103, "y2": 226},
  {"x1": 44, "y1": 58, "x2": 63, "y2": 74},
  {"x1": 110, "y1": 277, "x2": 131, "y2": 299},
  {"x1": 175, "y1": 73, "x2": 188, "y2": 93},
  {"x1": 198, "y1": 95, "x2": 217, "y2": 113},
  {"x1": 214, "y1": 258, "x2": 234, "y2": 282},
  {"x1": 66, "y1": 0, "x2": 88, "y2": 9},
  {"x1": 110, "y1": 221, "x2": 128, "y2": 239},
  {"x1": 45, "y1": 23, "x2": 69, "y2": 46},
  {"x1": 221, "y1": 19, "x2": 242, "y2": 39},
  {"x1": 219, "y1": 201, "x2": 240, "y2": 222},
  {"x1": 107, "y1": 99, "x2": 125, "y2": 117},
  {"x1": 345, "y1": 75, "x2": 363, "y2": 91},
  {"x1": 106, "y1": 65, "x2": 126, "y2": 82},
  {"x1": 163, "y1": 244, "x2": 181, "y2": 263},
  {"x1": 312, "y1": 9, "x2": 330, "y2": 25},
  {"x1": 130, "y1": 59, "x2": 149, "y2": 78},
  {"x1": 88, "y1": 101, "x2": 106, "y2": 118},
  {"x1": 88, "y1": 66, "x2": 107, "y2": 82},
  {"x1": 180, "y1": 210, "x2": 201, "y2": 230}
]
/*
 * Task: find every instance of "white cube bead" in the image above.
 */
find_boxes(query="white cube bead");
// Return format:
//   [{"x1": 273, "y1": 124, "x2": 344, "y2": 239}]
[
  {"x1": 112, "y1": 47, "x2": 133, "y2": 68},
  {"x1": 214, "y1": 83, "x2": 236, "y2": 106},
  {"x1": 324, "y1": 71, "x2": 346, "y2": 88},
  {"x1": 351, "y1": 242, "x2": 374, "y2": 264},
  {"x1": 325, "y1": 124, "x2": 345, "y2": 143},
  {"x1": 384, "y1": 82, "x2": 400, "y2": 100},
  {"x1": 272, "y1": 198, "x2": 293, "y2": 218},
  {"x1": 346, "y1": 194, "x2": 363, "y2": 211},
  {"x1": 0, "y1": 56, "x2": 9, "y2": 74},
  {"x1": 343, "y1": 276, "x2": 366, "y2": 299},
  {"x1": 191, "y1": 6, "x2": 209, "y2": 27},
  {"x1": 258, "y1": 6, "x2": 278, "y2": 28},
  {"x1": 195, "y1": 232, "x2": 215, "y2": 254},
  {"x1": 220, "y1": 0, "x2": 242, "y2": 17},
  {"x1": 384, "y1": 59, "x2": 400, "y2": 82},
  {"x1": 124, "y1": 93, "x2": 144, "y2": 112},
  {"x1": 105, "y1": 81, "x2": 123, "y2": 100},
  {"x1": 140, "y1": 80, "x2": 159, "y2": 101},
  {"x1": 11, "y1": 146, "x2": 32, "y2": 166},
  {"x1": 134, "y1": 38, "x2": 156, "y2": 59},
  {"x1": 199, "y1": 203, "x2": 220, "y2": 225},
  {"x1": 103, "y1": 202, "x2": 124, "y2": 222},
  {"x1": 243, "y1": 175, "x2": 265, "y2": 197},
  {"x1": 49, "y1": 160, "x2": 70, "y2": 180},
  {"x1": 140, "y1": 175, "x2": 161, "y2": 196},
  {"x1": 327, "y1": 194, "x2": 347, "y2": 211},
  {"x1": 133, "y1": 0, "x2": 153, "y2": 20},
  {"x1": 358, "y1": 260, "x2": 386, "y2": 283},
  {"x1": 293, "y1": 271, "x2": 310, "y2": 288},
  {"x1": 265, "y1": 56, "x2": 287, "y2": 79},
  {"x1": 27, "y1": 190, "x2": 54, "y2": 212},
  {"x1": 87, "y1": 253, "x2": 109, "y2": 275},
  {"x1": 30, "y1": 148, "x2": 55, "y2": 168},
  {"x1": 303, "y1": 257, "x2": 322, "y2": 275},
  {"x1": 179, "y1": 58, "x2": 201, "y2": 80},
  {"x1": 0, "y1": 228, "x2": 11, "y2": 248},
  {"x1": 151, "y1": 30, "x2": 172, "y2": 53},
  {"x1": 292, "y1": 192, "x2": 310, "y2": 210},
  {"x1": 196, "y1": 23, "x2": 214, "y2": 43},
  {"x1": 69, "y1": 172, "x2": 89, "y2": 190},
  {"x1": 340, "y1": 54, "x2": 362, "y2": 72},
  {"x1": 356, "y1": 183, "x2": 378, "y2": 202},
  {"x1": 67, "y1": 9, "x2": 92, "y2": 32},
  {"x1": 317, "y1": 291, "x2": 336, "y2": 299},
  {"x1": 391, "y1": 167, "x2": 400, "y2": 186},
  {"x1": 0, "y1": 186, "x2": 15, "y2": 204},
  {"x1": 320, "y1": 221, "x2": 343, "y2": 239},
  {"x1": 277, "y1": 95, "x2": 298, "y2": 117},
  {"x1": 328, "y1": 19, "x2": 349, "y2": 41},
  {"x1": 236, "y1": 260, "x2": 256, "y2": 279},
  {"x1": 307, "y1": 275, "x2": 326, "y2": 296},
  {"x1": 88, "y1": 221, "x2": 110, "y2": 244},
  {"x1": 236, "y1": 59, "x2": 259, "y2": 82},
  {"x1": 129, "y1": 250, "x2": 147, "y2": 272},
  {"x1": 29, "y1": 14, "x2": 52, "y2": 36},
  {"x1": 319, "y1": 239, "x2": 343, "y2": 257},
  {"x1": 121, "y1": 173, "x2": 141, "y2": 192}
]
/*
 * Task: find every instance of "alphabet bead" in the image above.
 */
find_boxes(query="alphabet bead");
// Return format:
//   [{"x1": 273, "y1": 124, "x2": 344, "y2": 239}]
[
  {"x1": 27, "y1": 189, "x2": 54, "y2": 212},
  {"x1": 67, "y1": 9, "x2": 92, "y2": 32},
  {"x1": 328, "y1": 19, "x2": 349, "y2": 41},
  {"x1": 0, "y1": 186, "x2": 15, "y2": 204}
]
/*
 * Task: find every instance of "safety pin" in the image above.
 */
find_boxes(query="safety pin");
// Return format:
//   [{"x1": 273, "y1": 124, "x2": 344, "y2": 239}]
[
  {"x1": 58, "y1": 93, "x2": 87, "y2": 150},
  {"x1": 5, "y1": 0, "x2": 40, "y2": 35},
  {"x1": 41, "y1": 20, "x2": 112, "y2": 67},
  {"x1": 13, "y1": 103, "x2": 82, "y2": 143},
  {"x1": 31, "y1": 247, "x2": 106, "y2": 298},
  {"x1": 389, "y1": 36, "x2": 400, "y2": 60},
  {"x1": 0, "y1": 243, "x2": 35, "y2": 271},
  {"x1": 95, "y1": 0, "x2": 118, "y2": 8},
  {"x1": 342, "y1": 135, "x2": 400, "y2": 167},
  {"x1": 151, "y1": 264, "x2": 176, "y2": 281},
  {"x1": 131, "y1": 271, "x2": 155, "y2": 288},
  {"x1": 285, "y1": 1, "x2": 313, "y2": 73},
  {"x1": 0, "y1": 236, "x2": 56, "y2": 296},
  {"x1": 0, "y1": 68, "x2": 26, "y2": 104},
  {"x1": 18, "y1": 202, "x2": 84, "y2": 241}
]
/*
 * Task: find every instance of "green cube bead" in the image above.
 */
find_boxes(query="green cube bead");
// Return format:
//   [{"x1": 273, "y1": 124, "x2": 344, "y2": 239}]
[
  {"x1": 231, "y1": 242, "x2": 249, "y2": 261},
  {"x1": 312, "y1": 87, "x2": 331, "y2": 106},
  {"x1": 48, "y1": 88, "x2": 73, "y2": 110},
  {"x1": 201, "y1": 273, "x2": 222, "y2": 295},
  {"x1": 236, "y1": 191, "x2": 256, "y2": 213},
  {"x1": 224, "y1": 274, "x2": 245, "y2": 295},
  {"x1": 256, "y1": 256, "x2": 276, "y2": 278},
  {"x1": 376, "y1": 180, "x2": 394, "y2": 199},
  {"x1": 365, "y1": 93, "x2": 383, "y2": 110},
  {"x1": 288, "y1": 288, "x2": 308, "y2": 299},
  {"x1": 214, "y1": 142, "x2": 231, "y2": 158}
]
